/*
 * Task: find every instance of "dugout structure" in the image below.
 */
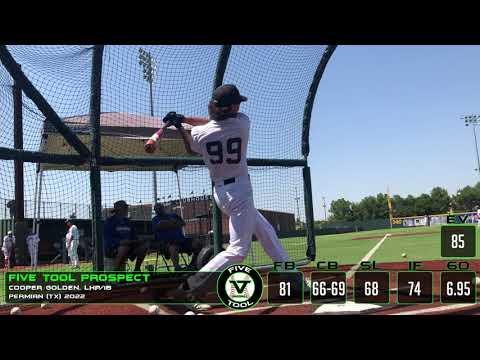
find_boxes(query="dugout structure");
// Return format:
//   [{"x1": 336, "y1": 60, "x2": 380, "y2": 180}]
[{"x1": 0, "y1": 46, "x2": 336, "y2": 278}]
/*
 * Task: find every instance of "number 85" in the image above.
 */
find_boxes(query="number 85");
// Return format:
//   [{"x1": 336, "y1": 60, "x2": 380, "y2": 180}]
[{"x1": 451, "y1": 234, "x2": 465, "y2": 249}]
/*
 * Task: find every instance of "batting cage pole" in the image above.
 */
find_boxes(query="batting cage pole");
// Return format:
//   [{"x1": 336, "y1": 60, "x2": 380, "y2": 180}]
[
  {"x1": 33, "y1": 130, "x2": 48, "y2": 237},
  {"x1": 301, "y1": 45, "x2": 337, "y2": 261},
  {"x1": 89, "y1": 45, "x2": 105, "y2": 271},
  {"x1": 13, "y1": 69, "x2": 27, "y2": 265},
  {"x1": 301, "y1": 45, "x2": 336, "y2": 158},
  {"x1": 32, "y1": 167, "x2": 39, "y2": 233},
  {"x1": 303, "y1": 166, "x2": 315, "y2": 261},
  {"x1": 34, "y1": 164, "x2": 44, "y2": 236},
  {"x1": 0, "y1": 147, "x2": 85, "y2": 165},
  {"x1": 211, "y1": 45, "x2": 232, "y2": 255}
]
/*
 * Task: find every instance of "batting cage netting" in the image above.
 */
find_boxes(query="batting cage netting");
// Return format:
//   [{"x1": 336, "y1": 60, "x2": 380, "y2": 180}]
[{"x1": 0, "y1": 45, "x2": 336, "y2": 303}]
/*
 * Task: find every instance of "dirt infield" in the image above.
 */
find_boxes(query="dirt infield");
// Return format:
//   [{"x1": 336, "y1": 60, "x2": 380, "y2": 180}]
[
  {"x1": 0, "y1": 303, "x2": 149, "y2": 316},
  {"x1": 352, "y1": 231, "x2": 438, "y2": 241},
  {"x1": 1, "y1": 260, "x2": 479, "y2": 316},
  {"x1": 0, "y1": 261, "x2": 90, "y2": 273}
]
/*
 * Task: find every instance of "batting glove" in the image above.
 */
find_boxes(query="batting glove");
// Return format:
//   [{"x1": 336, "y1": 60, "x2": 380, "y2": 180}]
[{"x1": 163, "y1": 112, "x2": 185, "y2": 129}]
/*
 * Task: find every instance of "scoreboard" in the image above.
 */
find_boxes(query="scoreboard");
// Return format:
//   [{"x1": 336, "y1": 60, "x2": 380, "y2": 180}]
[
  {"x1": 264, "y1": 269, "x2": 476, "y2": 305},
  {"x1": 6, "y1": 269, "x2": 477, "y2": 306},
  {"x1": 266, "y1": 224, "x2": 478, "y2": 305}
]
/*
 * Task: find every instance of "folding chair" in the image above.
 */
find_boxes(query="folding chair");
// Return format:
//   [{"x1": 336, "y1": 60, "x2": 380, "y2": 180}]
[
  {"x1": 153, "y1": 247, "x2": 172, "y2": 272},
  {"x1": 151, "y1": 237, "x2": 197, "y2": 272},
  {"x1": 50, "y1": 241, "x2": 66, "y2": 264}
]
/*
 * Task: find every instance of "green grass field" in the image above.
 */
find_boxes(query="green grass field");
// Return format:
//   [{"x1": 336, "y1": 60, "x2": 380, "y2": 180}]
[
  {"x1": 313, "y1": 226, "x2": 440, "y2": 265},
  {"x1": 3, "y1": 225, "x2": 477, "y2": 272},
  {"x1": 244, "y1": 224, "x2": 480, "y2": 268},
  {"x1": 1, "y1": 225, "x2": 479, "y2": 304},
  {"x1": 311, "y1": 225, "x2": 480, "y2": 265}
]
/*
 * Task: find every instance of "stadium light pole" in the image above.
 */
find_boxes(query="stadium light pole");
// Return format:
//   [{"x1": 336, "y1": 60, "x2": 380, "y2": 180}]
[
  {"x1": 463, "y1": 115, "x2": 480, "y2": 179},
  {"x1": 294, "y1": 187, "x2": 301, "y2": 228},
  {"x1": 139, "y1": 48, "x2": 158, "y2": 211},
  {"x1": 322, "y1": 196, "x2": 327, "y2": 221}
]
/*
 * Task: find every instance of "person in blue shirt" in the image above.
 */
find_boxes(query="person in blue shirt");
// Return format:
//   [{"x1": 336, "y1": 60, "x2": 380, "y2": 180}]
[
  {"x1": 104, "y1": 200, "x2": 148, "y2": 271},
  {"x1": 152, "y1": 203, "x2": 195, "y2": 271}
]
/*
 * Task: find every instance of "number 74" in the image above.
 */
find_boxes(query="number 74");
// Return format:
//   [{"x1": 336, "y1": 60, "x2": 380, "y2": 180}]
[{"x1": 408, "y1": 281, "x2": 421, "y2": 296}]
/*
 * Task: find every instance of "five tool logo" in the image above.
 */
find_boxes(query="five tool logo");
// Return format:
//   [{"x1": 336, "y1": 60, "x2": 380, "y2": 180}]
[{"x1": 217, "y1": 265, "x2": 263, "y2": 310}]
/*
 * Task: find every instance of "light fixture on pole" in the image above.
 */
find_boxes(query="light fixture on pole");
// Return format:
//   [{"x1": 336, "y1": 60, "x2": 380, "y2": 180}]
[
  {"x1": 139, "y1": 48, "x2": 158, "y2": 211},
  {"x1": 463, "y1": 114, "x2": 480, "y2": 178}
]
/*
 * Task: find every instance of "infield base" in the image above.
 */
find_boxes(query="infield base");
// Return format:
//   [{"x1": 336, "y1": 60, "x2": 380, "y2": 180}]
[{"x1": 314, "y1": 301, "x2": 382, "y2": 315}]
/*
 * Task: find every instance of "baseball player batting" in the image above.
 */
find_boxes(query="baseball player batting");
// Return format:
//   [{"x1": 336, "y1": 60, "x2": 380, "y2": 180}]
[{"x1": 145, "y1": 84, "x2": 290, "y2": 275}]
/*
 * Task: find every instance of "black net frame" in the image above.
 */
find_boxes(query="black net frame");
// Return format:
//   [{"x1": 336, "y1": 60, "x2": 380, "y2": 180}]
[{"x1": 0, "y1": 45, "x2": 336, "y2": 292}]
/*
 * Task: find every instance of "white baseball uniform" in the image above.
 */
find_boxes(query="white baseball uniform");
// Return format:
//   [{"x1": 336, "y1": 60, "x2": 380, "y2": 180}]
[
  {"x1": 190, "y1": 112, "x2": 289, "y2": 272},
  {"x1": 66, "y1": 225, "x2": 80, "y2": 267},
  {"x1": 26, "y1": 232, "x2": 40, "y2": 269},
  {"x1": 2, "y1": 234, "x2": 15, "y2": 268}
]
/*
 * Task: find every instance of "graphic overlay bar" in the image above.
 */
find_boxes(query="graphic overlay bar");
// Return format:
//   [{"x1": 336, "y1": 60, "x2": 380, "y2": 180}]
[
  {"x1": 354, "y1": 272, "x2": 390, "y2": 304},
  {"x1": 310, "y1": 272, "x2": 347, "y2": 304},
  {"x1": 5, "y1": 272, "x2": 221, "y2": 304},
  {"x1": 440, "y1": 271, "x2": 476, "y2": 304},
  {"x1": 397, "y1": 272, "x2": 433, "y2": 304},
  {"x1": 441, "y1": 225, "x2": 476, "y2": 257},
  {"x1": 267, "y1": 272, "x2": 304, "y2": 305}
]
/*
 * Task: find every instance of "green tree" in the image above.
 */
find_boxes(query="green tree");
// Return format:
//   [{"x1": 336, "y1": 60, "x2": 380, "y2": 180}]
[
  {"x1": 329, "y1": 198, "x2": 353, "y2": 221},
  {"x1": 375, "y1": 193, "x2": 389, "y2": 219},
  {"x1": 404, "y1": 195, "x2": 416, "y2": 216},
  {"x1": 430, "y1": 187, "x2": 450, "y2": 214},
  {"x1": 351, "y1": 203, "x2": 362, "y2": 221},
  {"x1": 391, "y1": 194, "x2": 405, "y2": 217},
  {"x1": 357, "y1": 196, "x2": 378, "y2": 220},
  {"x1": 329, "y1": 183, "x2": 480, "y2": 222},
  {"x1": 415, "y1": 194, "x2": 432, "y2": 215},
  {"x1": 453, "y1": 184, "x2": 480, "y2": 211}
]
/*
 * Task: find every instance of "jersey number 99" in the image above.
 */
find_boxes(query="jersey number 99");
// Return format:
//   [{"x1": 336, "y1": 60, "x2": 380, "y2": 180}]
[{"x1": 206, "y1": 138, "x2": 242, "y2": 164}]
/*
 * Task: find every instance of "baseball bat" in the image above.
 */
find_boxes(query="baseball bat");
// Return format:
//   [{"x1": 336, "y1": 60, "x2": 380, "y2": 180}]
[{"x1": 144, "y1": 120, "x2": 174, "y2": 154}]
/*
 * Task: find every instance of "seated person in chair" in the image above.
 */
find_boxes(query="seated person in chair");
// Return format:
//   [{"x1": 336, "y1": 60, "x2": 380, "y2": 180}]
[
  {"x1": 151, "y1": 203, "x2": 198, "y2": 271},
  {"x1": 104, "y1": 200, "x2": 148, "y2": 271}
]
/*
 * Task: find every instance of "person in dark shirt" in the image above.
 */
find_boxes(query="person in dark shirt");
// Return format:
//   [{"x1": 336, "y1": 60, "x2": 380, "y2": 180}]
[
  {"x1": 104, "y1": 200, "x2": 148, "y2": 271},
  {"x1": 151, "y1": 203, "x2": 192, "y2": 271}
]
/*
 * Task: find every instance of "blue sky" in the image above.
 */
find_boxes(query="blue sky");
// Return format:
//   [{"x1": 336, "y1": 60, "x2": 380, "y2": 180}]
[{"x1": 309, "y1": 45, "x2": 480, "y2": 219}]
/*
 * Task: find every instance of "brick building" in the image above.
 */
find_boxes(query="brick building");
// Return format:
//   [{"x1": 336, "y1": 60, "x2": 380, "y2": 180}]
[{"x1": 159, "y1": 195, "x2": 295, "y2": 238}]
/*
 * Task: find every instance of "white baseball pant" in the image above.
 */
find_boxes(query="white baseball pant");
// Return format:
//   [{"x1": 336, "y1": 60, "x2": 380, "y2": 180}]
[
  {"x1": 2, "y1": 244, "x2": 12, "y2": 269},
  {"x1": 68, "y1": 240, "x2": 79, "y2": 267},
  {"x1": 27, "y1": 241, "x2": 39, "y2": 268},
  {"x1": 199, "y1": 175, "x2": 289, "y2": 273}
]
